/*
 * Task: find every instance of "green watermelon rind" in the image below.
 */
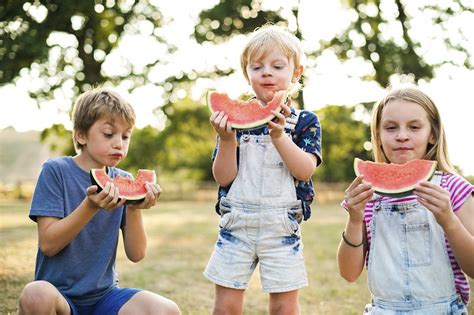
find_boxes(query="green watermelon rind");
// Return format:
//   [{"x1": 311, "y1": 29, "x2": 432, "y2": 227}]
[
  {"x1": 90, "y1": 169, "x2": 156, "y2": 205},
  {"x1": 207, "y1": 90, "x2": 285, "y2": 130},
  {"x1": 353, "y1": 158, "x2": 437, "y2": 197}
]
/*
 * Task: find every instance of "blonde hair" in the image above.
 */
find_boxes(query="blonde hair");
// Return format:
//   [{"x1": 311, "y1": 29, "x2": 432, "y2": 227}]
[
  {"x1": 71, "y1": 87, "x2": 136, "y2": 152},
  {"x1": 240, "y1": 24, "x2": 304, "y2": 86},
  {"x1": 370, "y1": 87, "x2": 456, "y2": 173}
]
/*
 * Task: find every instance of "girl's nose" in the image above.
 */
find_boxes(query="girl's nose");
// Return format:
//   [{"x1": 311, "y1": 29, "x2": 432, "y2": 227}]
[{"x1": 396, "y1": 129, "x2": 409, "y2": 141}]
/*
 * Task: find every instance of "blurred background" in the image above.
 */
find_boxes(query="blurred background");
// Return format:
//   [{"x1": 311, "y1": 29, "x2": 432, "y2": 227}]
[
  {"x1": 1, "y1": 0, "x2": 473, "y2": 199},
  {"x1": 1, "y1": 1, "x2": 474, "y2": 314}
]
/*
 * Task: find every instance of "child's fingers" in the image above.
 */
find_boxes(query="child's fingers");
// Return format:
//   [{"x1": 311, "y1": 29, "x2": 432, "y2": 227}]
[
  {"x1": 86, "y1": 185, "x2": 99, "y2": 196},
  {"x1": 345, "y1": 175, "x2": 365, "y2": 192},
  {"x1": 219, "y1": 114, "x2": 229, "y2": 129},
  {"x1": 280, "y1": 103, "x2": 291, "y2": 117},
  {"x1": 209, "y1": 111, "x2": 220, "y2": 123},
  {"x1": 271, "y1": 110, "x2": 286, "y2": 126}
]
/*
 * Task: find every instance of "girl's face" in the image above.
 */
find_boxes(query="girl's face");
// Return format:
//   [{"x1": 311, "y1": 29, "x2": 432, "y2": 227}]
[
  {"x1": 75, "y1": 116, "x2": 133, "y2": 170},
  {"x1": 379, "y1": 99, "x2": 434, "y2": 164},
  {"x1": 246, "y1": 47, "x2": 302, "y2": 104}
]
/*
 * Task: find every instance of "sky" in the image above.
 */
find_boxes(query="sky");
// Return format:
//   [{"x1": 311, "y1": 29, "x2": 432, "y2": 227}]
[{"x1": 1, "y1": 0, "x2": 473, "y2": 176}]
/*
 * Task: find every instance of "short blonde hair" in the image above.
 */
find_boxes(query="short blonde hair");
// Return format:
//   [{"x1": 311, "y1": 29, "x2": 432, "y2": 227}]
[
  {"x1": 71, "y1": 87, "x2": 136, "y2": 152},
  {"x1": 240, "y1": 24, "x2": 304, "y2": 83},
  {"x1": 370, "y1": 87, "x2": 456, "y2": 173}
]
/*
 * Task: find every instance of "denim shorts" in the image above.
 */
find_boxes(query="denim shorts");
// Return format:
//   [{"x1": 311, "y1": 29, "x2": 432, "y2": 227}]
[
  {"x1": 62, "y1": 287, "x2": 141, "y2": 315},
  {"x1": 204, "y1": 198, "x2": 308, "y2": 293}
]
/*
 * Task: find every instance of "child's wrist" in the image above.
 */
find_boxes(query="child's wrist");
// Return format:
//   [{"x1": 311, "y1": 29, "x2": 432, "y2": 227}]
[{"x1": 218, "y1": 137, "x2": 237, "y2": 146}]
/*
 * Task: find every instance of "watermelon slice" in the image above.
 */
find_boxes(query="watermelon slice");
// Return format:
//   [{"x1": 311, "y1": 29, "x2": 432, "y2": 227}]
[
  {"x1": 207, "y1": 90, "x2": 286, "y2": 129},
  {"x1": 90, "y1": 168, "x2": 156, "y2": 204},
  {"x1": 354, "y1": 158, "x2": 437, "y2": 197}
]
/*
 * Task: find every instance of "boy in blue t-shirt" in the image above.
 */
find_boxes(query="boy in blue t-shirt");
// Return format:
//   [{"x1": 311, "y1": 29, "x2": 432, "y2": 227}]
[{"x1": 18, "y1": 88, "x2": 180, "y2": 315}]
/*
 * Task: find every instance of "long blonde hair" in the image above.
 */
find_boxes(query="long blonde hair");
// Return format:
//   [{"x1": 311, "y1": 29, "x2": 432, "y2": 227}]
[{"x1": 370, "y1": 87, "x2": 456, "y2": 173}]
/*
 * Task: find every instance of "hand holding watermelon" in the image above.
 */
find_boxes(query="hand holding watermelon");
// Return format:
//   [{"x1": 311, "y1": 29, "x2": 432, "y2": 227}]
[
  {"x1": 209, "y1": 110, "x2": 236, "y2": 142},
  {"x1": 126, "y1": 181, "x2": 162, "y2": 211},
  {"x1": 90, "y1": 169, "x2": 158, "y2": 206},
  {"x1": 344, "y1": 175, "x2": 374, "y2": 222},
  {"x1": 268, "y1": 100, "x2": 291, "y2": 139},
  {"x1": 413, "y1": 180, "x2": 455, "y2": 228},
  {"x1": 86, "y1": 181, "x2": 126, "y2": 211},
  {"x1": 353, "y1": 158, "x2": 437, "y2": 197},
  {"x1": 207, "y1": 90, "x2": 286, "y2": 130}
]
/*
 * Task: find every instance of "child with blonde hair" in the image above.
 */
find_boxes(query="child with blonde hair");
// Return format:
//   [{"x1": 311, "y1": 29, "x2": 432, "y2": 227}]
[
  {"x1": 338, "y1": 87, "x2": 473, "y2": 314},
  {"x1": 204, "y1": 24, "x2": 322, "y2": 314}
]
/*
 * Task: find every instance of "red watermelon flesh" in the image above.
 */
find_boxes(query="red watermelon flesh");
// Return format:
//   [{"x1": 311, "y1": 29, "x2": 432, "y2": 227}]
[
  {"x1": 90, "y1": 168, "x2": 156, "y2": 204},
  {"x1": 207, "y1": 90, "x2": 286, "y2": 129},
  {"x1": 354, "y1": 158, "x2": 437, "y2": 197}
]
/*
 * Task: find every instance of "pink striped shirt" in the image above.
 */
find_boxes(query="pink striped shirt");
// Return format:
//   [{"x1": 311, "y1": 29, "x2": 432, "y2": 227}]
[{"x1": 343, "y1": 172, "x2": 473, "y2": 304}]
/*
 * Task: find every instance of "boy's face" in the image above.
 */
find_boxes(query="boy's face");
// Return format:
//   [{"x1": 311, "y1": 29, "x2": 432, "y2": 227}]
[
  {"x1": 246, "y1": 48, "x2": 302, "y2": 104},
  {"x1": 75, "y1": 116, "x2": 133, "y2": 169}
]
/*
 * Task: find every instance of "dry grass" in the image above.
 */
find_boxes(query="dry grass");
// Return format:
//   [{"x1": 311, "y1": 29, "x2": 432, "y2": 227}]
[{"x1": 0, "y1": 199, "x2": 472, "y2": 314}]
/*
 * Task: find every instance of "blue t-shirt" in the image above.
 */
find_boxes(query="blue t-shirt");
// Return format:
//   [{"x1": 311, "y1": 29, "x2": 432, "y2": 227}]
[
  {"x1": 29, "y1": 156, "x2": 131, "y2": 306},
  {"x1": 213, "y1": 107, "x2": 322, "y2": 220}
]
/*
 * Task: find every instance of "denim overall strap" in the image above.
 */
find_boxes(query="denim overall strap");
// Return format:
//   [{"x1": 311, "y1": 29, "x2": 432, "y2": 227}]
[{"x1": 365, "y1": 172, "x2": 463, "y2": 313}]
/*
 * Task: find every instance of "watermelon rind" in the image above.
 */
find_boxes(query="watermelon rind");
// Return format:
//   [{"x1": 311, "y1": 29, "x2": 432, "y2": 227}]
[
  {"x1": 207, "y1": 90, "x2": 286, "y2": 130},
  {"x1": 353, "y1": 158, "x2": 437, "y2": 198},
  {"x1": 90, "y1": 169, "x2": 156, "y2": 205}
]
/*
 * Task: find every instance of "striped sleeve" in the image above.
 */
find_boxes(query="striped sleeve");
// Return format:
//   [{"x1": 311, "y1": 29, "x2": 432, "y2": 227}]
[{"x1": 442, "y1": 173, "x2": 474, "y2": 212}]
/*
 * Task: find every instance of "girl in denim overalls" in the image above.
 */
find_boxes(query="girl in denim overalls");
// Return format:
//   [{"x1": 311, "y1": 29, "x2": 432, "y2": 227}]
[
  {"x1": 204, "y1": 25, "x2": 322, "y2": 314},
  {"x1": 338, "y1": 87, "x2": 474, "y2": 314}
]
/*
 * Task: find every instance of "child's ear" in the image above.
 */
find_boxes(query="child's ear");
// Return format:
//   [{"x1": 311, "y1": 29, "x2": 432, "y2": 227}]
[
  {"x1": 429, "y1": 134, "x2": 436, "y2": 144},
  {"x1": 74, "y1": 130, "x2": 87, "y2": 146},
  {"x1": 292, "y1": 65, "x2": 304, "y2": 83}
]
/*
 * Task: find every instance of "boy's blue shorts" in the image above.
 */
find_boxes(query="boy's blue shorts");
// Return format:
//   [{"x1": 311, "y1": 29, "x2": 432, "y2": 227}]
[{"x1": 63, "y1": 287, "x2": 141, "y2": 315}]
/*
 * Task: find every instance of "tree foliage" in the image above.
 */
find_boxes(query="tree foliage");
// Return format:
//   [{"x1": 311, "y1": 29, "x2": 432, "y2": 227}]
[
  {"x1": 314, "y1": 105, "x2": 371, "y2": 182},
  {"x1": 2, "y1": 1, "x2": 473, "y2": 182}
]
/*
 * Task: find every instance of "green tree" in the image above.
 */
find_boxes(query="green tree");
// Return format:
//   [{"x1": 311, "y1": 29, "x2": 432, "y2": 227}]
[
  {"x1": 1, "y1": 1, "x2": 169, "y2": 92},
  {"x1": 147, "y1": 98, "x2": 216, "y2": 181},
  {"x1": 314, "y1": 105, "x2": 371, "y2": 182},
  {"x1": 193, "y1": 0, "x2": 473, "y2": 88}
]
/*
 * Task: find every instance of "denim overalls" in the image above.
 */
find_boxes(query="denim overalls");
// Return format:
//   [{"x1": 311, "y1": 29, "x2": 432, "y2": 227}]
[
  {"x1": 364, "y1": 172, "x2": 467, "y2": 314},
  {"x1": 204, "y1": 114, "x2": 308, "y2": 293}
]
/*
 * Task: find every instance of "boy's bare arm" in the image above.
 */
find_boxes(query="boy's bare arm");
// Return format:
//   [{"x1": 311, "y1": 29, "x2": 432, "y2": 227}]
[
  {"x1": 272, "y1": 135, "x2": 316, "y2": 181},
  {"x1": 36, "y1": 197, "x2": 101, "y2": 256},
  {"x1": 37, "y1": 183, "x2": 126, "y2": 256},
  {"x1": 121, "y1": 208, "x2": 147, "y2": 262},
  {"x1": 212, "y1": 137, "x2": 238, "y2": 187},
  {"x1": 121, "y1": 183, "x2": 161, "y2": 262}
]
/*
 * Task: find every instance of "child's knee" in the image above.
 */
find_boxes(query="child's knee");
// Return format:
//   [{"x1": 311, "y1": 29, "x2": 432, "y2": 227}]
[
  {"x1": 19, "y1": 281, "x2": 59, "y2": 313},
  {"x1": 162, "y1": 299, "x2": 181, "y2": 315}
]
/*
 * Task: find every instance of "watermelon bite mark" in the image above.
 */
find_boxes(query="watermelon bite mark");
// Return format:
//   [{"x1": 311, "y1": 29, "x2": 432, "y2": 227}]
[
  {"x1": 207, "y1": 90, "x2": 286, "y2": 129},
  {"x1": 90, "y1": 168, "x2": 156, "y2": 204},
  {"x1": 353, "y1": 158, "x2": 437, "y2": 197}
]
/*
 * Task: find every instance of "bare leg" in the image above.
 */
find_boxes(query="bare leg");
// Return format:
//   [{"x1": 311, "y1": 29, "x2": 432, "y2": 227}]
[
  {"x1": 269, "y1": 290, "x2": 299, "y2": 315},
  {"x1": 118, "y1": 290, "x2": 180, "y2": 315},
  {"x1": 18, "y1": 280, "x2": 71, "y2": 315},
  {"x1": 212, "y1": 285, "x2": 245, "y2": 315}
]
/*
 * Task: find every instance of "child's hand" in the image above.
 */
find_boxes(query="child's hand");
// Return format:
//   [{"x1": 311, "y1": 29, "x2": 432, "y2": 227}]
[
  {"x1": 127, "y1": 182, "x2": 162, "y2": 211},
  {"x1": 210, "y1": 111, "x2": 235, "y2": 141},
  {"x1": 268, "y1": 102, "x2": 291, "y2": 139},
  {"x1": 86, "y1": 182, "x2": 126, "y2": 211},
  {"x1": 414, "y1": 181, "x2": 456, "y2": 228},
  {"x1": 344, "y1": 175, "x2": 374, "y2": 222}
]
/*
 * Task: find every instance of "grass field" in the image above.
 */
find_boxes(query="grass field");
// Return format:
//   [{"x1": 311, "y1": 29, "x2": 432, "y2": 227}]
[{"x1": 0, "y1": 199, "x2": 472, "y2": 314}]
